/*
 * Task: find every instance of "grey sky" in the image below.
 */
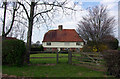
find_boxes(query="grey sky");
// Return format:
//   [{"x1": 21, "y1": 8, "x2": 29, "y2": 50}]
[{"x1": 0, "y1": 0, "x2": 119, "y2": 44}]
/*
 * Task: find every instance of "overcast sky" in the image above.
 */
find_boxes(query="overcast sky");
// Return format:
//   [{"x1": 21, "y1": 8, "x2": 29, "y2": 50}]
[
  {"x1": 32, "y1": 0, "x2": 119, "y2": 44},
  {"x1": 0, "y1": 0, "x2": 120, "y2": 44}
]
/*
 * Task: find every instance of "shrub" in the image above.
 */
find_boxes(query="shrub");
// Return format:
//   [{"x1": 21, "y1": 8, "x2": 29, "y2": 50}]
[
  {"x1": 98, "y1": 44, "x2": 108, "y2": 52},
  {"x1": 31, "y1": 44, "x2": 39, "y2": 48},
  {"x1": 31, "y1": 45, "x2": 44, "y2": 51},
  {"x1": 104, "y1": 39, "x2": 119, "y2": 50},
  {"x1": 85, "y1": 36, "x2": 119, "y2": 51},
  {"x1": 102, "y1": 36, "x2": 119, "y2": 50},
  {"x1": 109, "y1": 39, "x2": 119, "y2": 50},
  {"x1": 83, "y1": 41, "x2": 109, "y2": 52},
  {"x1": 118, "y1": 47, "x2": 120, "y2": 51},
  {"x1": 2, "y1": 39, "x2": 26, "y2": 66},
  {"x1": 82, "y1": 45, "x2": 93, "y2": 52},
  {"x1": 102, "y1": 50, "x2": 120, "y2": 77}
]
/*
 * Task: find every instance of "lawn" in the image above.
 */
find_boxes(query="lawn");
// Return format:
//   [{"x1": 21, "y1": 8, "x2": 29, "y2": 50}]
[
  {"x1": 2, "y1": 53, "x2": 112, "y2": 77},
  {"x1": 30, "y1": 53, "x2": 68, "y2": 64},
  {"x1": 3, "y1": 64, "x2": 106, "y2": 77}
]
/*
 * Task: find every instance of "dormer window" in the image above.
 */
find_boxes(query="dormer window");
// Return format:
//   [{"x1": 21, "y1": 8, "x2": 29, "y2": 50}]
[{"x1": 47, "y1": 42, "x2": 51, "y2": 45}]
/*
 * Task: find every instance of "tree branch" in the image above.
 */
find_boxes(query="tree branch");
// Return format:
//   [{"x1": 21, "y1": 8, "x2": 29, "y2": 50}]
[
  {"x1": 5, "y1": 8, "x2": 16, "y2": 36},
  {"x1": 33, "y1": 5, "x2": 54, "y2": 18},
  {"x1": 14, "y1": 20, "x2": 28, "y2": 27},
  {"x1": 24, "y1": 0, "x2": 30, "y2": 6},
  {"x1": 17, "y1": 2, "x2": 30, "y2": 19},
  {"x1": 36, "y1": 2, "x2": 76, "y2": 11}
]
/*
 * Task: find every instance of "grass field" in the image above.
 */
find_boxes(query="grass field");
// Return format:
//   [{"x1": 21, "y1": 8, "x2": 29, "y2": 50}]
[
  {"x1": 30, "y1": 53, "x2": 68, "y2": 64},
  {"x1": 3, "y1": 64, "x2": 106, "y2": 77},
  {"x1": 2, "y1": 53, "x2": 112, "y2": 77}
]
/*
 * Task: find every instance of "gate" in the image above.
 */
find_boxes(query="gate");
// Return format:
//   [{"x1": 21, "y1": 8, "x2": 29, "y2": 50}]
[
  {"x1": 30, "y1": 51, "x2": 69, "y2": 64},
  {"x1": 70, "y1": 51, "x2": 104, "y2": 67}
]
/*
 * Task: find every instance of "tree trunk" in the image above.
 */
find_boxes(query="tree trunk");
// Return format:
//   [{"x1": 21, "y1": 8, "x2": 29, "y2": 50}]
[{"x1": 25, "y1": 2, "x2": 35, "y2": 63}]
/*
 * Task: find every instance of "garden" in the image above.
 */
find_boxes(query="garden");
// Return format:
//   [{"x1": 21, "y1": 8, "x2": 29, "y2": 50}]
[
  {"x1": 2, "y1": 53, "x2": 111, "y2": 77},
  {"x1": 2, "y1": 38, "x2": 120, "y2": 78},
  {"x1": 1, "y1": 1, "x2": 120, "y2": 78}
]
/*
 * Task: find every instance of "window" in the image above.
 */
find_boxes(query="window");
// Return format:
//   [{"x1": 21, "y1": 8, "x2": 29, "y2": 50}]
[
  {"x1": 64, "y1": 42, "x2": 70, "y2": 46},
  {"x1": 76, "y1": 42, "x2": 81, "y2": 45},
  {"x1": 47, "y1": 42, "x2": 51, "y2": 45}
]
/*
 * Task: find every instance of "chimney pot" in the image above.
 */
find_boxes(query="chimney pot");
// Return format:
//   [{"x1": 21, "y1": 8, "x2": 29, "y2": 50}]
[{"x1": 58, "y1": 25, "x2": 63, "y2": 30}]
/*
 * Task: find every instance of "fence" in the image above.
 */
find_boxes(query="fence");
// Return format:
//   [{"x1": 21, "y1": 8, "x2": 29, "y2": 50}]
[
  {"x1": 30, "y1": 51, "x2": 68, "y2": 64},
  {"x1": 30, "y1": 51, "x2": 104, "y2": 67},
  {"x1": 70, "y1": 52, "x2": 104, "y2": 67}
]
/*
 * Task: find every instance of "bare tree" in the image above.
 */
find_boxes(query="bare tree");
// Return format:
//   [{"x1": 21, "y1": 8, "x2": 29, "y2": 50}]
[
  {"x1": 77, "y1": 5, "x2": 115, "y2": 43},
  {"x1": 2, "y1": 1, "x2": 18, "y2": 39},
  {"x1": 0, "y1": 1, "x2": 27, "y2": 41},
  {"x1": 7, "y1": 24, "x2": 27, "y2": 41},
  {"x1": 17, "y1": 0, "x2": 76, "y2": 63}
]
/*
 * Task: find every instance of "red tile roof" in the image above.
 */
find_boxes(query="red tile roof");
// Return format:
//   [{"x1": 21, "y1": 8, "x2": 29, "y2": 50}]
[{"x1": 43, "y1": 29, "x2": 84, "y2": 42}]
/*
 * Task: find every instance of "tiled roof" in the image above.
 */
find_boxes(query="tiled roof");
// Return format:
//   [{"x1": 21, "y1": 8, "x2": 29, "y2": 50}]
[{"x1": 43, "y1": 29, "x2": 84, "y2": 42}]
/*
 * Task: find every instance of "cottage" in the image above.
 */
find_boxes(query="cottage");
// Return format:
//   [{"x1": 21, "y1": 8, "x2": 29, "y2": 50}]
[{"x1": 42, "y1": 25, "x2": 84, "y2": 51}]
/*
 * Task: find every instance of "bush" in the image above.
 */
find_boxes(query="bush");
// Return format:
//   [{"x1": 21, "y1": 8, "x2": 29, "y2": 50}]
[
  {"x1": 82, "y1": 45, "x2": 93, "y2": 52},
  {"x1": 84, "y1": 36, "x2": 119, "y2": 52},
  {"x1": 2, "y1": 39, "x2": 26, "y2": 66},
  {"x1": 102, "y1": 36, "x2": 119, "y2": 50},
  {"x1": 82, "y1": 41, "x2": 109, "y2": 52},
  {"x1": 31, "y1": 45, "x2": 44, "y2": 51},
  {"x1": 98, "y1": 44, "x2": 108, "y2": 52},
  {"x1": 104, "y1": 39, "x2": 119, "y2": 50},
  {"x1": 102, "y1": 50, "x2": 120, "y2": 77},
  {"x1": 31, "y1": 44, "x2": 40, "y2": 48},
  {"x1": 118, "y1": 47, "x2": 120, "y2": 51}
]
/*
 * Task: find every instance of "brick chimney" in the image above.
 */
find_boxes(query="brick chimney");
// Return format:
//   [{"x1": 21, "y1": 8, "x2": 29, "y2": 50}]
[{"x1": 58, "y1": 25, "x2": 63, "y2": 31}]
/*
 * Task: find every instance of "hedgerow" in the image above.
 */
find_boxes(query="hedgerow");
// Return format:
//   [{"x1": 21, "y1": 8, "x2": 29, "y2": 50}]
[{"x1": 2, "y1": 39, "x2": 26, "y2": 66}]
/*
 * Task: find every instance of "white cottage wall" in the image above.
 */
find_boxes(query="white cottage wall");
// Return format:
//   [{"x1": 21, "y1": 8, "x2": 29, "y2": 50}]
[{"x1": 42, "y1": 42, "x2": 84, "y2": 48}]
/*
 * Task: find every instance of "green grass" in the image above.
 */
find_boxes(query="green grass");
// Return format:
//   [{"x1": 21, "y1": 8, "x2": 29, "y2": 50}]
[
  {"x1": 2, "y1": 53, "x2": 111, "y2": 77},
  {"x1": 30, "y1": 53, "x2": 68, "y2": 57},
  {"x1": 3, "y1": 64, "x2": 106, "y2": 77},
  {"x1": 30, "y1": 53, "x2": 68, "y2": 64}
]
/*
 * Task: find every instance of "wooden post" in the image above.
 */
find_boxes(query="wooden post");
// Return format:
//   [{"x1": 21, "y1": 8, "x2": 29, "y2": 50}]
[
  {"x1": 68, "y1": 51, "x2": 72, "y2": 64},
  {"x1": 56, "y1": 51, "x2": 59, "y2": 64}
]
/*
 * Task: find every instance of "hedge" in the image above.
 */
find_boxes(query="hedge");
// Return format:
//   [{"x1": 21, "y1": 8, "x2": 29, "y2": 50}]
[
  {"x1": 82, "y1": 41, "x2": 108, "y2": 52},
  {"x1": 31, "y1": 44, "x2": 44, "y2": 51},
  {"x1": 2, "y1": 39, "x2": 26, "y2": 66},
  {"x1": 102, "y1": 50, "x2": 120, "y2": 77}
]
